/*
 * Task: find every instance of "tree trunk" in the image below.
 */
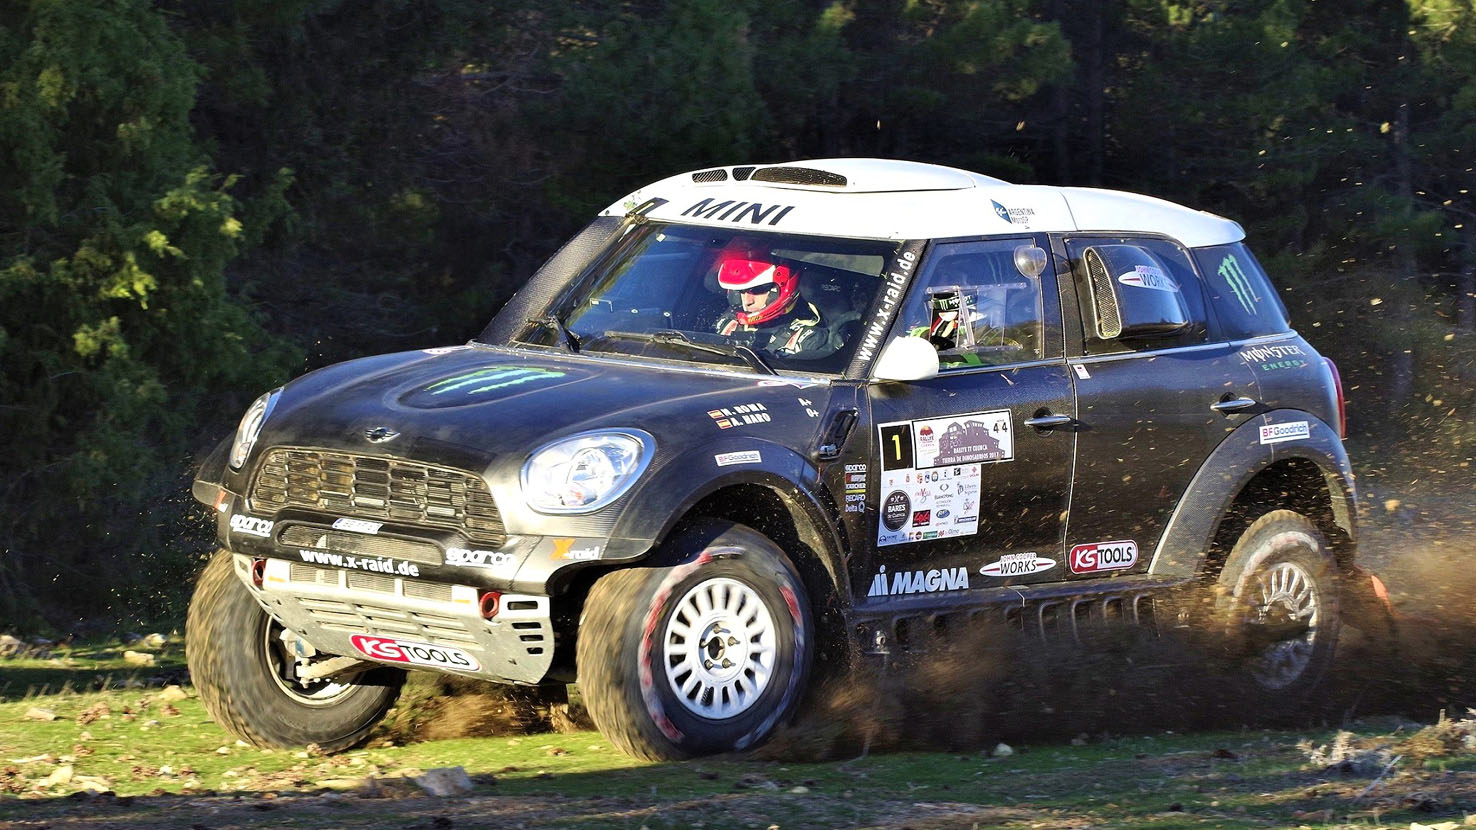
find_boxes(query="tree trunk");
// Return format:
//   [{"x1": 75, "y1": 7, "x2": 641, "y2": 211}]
[
  {"x1": 1085, "y1": 0, "x2": 1105, "y2": 186},
  {"x1": 1387, "y1": 100, "x2": 1415, "y2": 419},
  {"x1": 1459, "y1": 230, "x2": 1476, "y2": 333}
]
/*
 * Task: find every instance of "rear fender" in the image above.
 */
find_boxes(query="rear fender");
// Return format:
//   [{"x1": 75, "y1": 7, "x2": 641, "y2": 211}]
[{"x1": 1149, "y1": 413, "x2": 1356, "y2": 578}]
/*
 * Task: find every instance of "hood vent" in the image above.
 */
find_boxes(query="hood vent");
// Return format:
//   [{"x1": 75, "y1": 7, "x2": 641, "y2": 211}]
[
  {"x1": 691, "y1": 168, "x2": 729, "y2": 183},
  {"x1": 751, "y1": 166, "x2": 847, "y2": 187}
]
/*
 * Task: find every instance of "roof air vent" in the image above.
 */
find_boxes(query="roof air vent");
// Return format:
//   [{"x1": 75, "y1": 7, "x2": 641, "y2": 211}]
[
  {"x1": 691, "y1": 168, "x2": 728, "y2": 183},
  {"x1": 751, "y1": 166, "x2": 847, "y2": 187},
  {"x1": 731, "y1": 166, "x2": 756, "y2": 181}
]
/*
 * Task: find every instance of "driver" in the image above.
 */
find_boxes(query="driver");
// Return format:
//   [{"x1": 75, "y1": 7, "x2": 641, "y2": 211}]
[{"x1": 714, "y1": 250, "x2": 837, "y2": 358}]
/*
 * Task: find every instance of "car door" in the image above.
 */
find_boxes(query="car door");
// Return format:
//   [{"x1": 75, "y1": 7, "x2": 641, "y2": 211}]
[
  {"x1": 1056, "y1": 234, "x2": 1261, "y2": 580},
  {"x1": 856, "y1": 236, "x2": 1075, "y2": 605}
]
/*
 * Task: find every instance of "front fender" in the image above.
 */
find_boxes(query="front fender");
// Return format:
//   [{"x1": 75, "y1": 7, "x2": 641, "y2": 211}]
[
  {"x1": 1149, "y1": 412, "x2": 1356, "y2": 578},
  {"x1": 612, "y1": 438, "x2": 849, "y2": 595}
]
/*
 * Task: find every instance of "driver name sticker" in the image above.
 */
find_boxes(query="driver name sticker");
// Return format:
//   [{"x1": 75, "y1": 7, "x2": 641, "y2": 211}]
[
  {"x1": 708, "y1": 402, "x2": 769, "y2": 429},
  {"x1": 350, "y1": 634, "x2": 481, "y2": 672}
]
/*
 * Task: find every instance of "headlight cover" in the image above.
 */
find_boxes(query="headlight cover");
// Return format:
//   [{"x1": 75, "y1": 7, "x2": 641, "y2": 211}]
[
  {"x1": 521, "y1": 430, "x2": 653, "y2": 514},
  {"x1": 228, "y1": 389, "x2": 281, "y2": 470}
]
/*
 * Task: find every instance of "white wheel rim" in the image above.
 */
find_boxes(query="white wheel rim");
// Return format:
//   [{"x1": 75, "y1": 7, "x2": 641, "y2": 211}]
[
  {"x1": 662, "y1": 577, "x2": 777, "y2": 720},
  {"x1": 261, "y1": 619, "x2": 359, "y2": 705},
  {"x1": 1248, "y1": 561, "x2": 1321, "y2": 690}
]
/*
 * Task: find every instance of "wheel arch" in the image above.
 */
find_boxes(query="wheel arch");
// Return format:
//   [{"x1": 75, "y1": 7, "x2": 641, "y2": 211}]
[{"x1": 1149, "y1": 413, "x2": 1357, "y2": 580}]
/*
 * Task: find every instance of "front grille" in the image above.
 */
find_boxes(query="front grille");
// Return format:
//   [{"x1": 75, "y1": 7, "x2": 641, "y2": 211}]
[
  {"x1": 250, "y1": 449, "x2": 505, "y2": 546},
  {"x1": 277, "y1": 527, "x2": 443, "y2": 566}
]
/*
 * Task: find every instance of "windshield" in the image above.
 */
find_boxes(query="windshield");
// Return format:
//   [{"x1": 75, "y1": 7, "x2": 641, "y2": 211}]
[{"x1": 516, "y1": 223, "x2": 901, "y2": 374}]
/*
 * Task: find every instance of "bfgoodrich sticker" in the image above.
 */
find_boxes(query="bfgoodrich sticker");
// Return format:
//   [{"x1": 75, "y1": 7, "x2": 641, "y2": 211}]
[{"x1": 1259, "y1": 421, "x2": 1310, "y2": 444}]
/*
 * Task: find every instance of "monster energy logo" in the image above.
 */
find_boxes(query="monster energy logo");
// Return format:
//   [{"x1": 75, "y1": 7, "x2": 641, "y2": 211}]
[
  {"x1": 1218, "y1": 254, "x2": 1259, "y2": 316},
  {"x1": 425, "y1": 367, "x2": 566, "y2": 396}
]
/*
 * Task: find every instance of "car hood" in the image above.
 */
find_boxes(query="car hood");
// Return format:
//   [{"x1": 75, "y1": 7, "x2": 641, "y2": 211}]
[{"x1": 248, "y1": 345, "x2": 833, "y2": 476}]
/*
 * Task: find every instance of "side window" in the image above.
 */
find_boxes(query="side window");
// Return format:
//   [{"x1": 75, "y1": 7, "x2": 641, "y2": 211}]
[
  {"x1": 1066, "y1": 235, "x2": 1208, "y2": 355},
  {"x1": 1192, "y1": 243, "x2": 1290, "y2": 338},
  {"x1": 898, "y1": 239, "x2": 1045, "y2": 369}
]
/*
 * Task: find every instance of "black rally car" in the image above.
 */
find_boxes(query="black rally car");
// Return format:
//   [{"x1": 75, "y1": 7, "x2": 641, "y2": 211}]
[{"x1": 188, "y1": 158, "x2": 1368, "y2": 760}]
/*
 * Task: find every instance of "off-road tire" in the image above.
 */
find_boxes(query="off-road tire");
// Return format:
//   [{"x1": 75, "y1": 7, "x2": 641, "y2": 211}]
[
  {"x1": 186, "y1": 551, "x2": 405, "y2": 752},
  {"x1": 576, "y1": 520, "x2": 812, "y2": 760},
  {"x1": 1215, "y1": 510, "x2": 1342, "y2": 702}
]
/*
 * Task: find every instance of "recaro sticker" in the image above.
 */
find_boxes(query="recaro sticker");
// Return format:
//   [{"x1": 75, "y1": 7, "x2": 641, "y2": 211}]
[
  {"x1": 1069, "y1": 540, "x2": 1138, "y2": 574},
  {"x1": 1259, "y1": 421, "x2": 1310, "y2": 444},
  {"x1": 350, "y1": 634, "x2": 481, "y2": 672},
  {"x1": 979, "y1": 552, "x2": 1057, "y2": 577}
]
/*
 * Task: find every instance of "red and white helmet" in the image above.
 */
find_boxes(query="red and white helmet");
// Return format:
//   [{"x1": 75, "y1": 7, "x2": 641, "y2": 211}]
[{"x1": 717, "y1": 254, "x2": 800, "y2": 325}]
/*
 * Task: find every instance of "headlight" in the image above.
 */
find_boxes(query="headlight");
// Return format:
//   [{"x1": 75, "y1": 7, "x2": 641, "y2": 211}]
[
  {"x1": 228, "y1": 389, "x2": 281, "y2": 470},
  {"x1": 521, "y1": 430, "x2": 653, "y2": 513}
]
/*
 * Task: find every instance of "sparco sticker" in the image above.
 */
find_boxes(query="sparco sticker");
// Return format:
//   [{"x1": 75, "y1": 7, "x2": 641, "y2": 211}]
[
  {"x1": 350, "y1": 634, "x2": 481, "y2": 672},
  {"x1": 1259, "y1": 421, "x2": 1310, "y2": 444},
  {"x1": 1069, "y1": 541, "x2": 1138, "y2": 574},
  {"x1": 446, "y1": 547, "x2": 517, "y2": 568},
  {"x1": 979, "y1": 552, "x2": 1057, "y2": 577},
  {"x1": 229, "y1": 514, "x2": 273, "y2": 538}
]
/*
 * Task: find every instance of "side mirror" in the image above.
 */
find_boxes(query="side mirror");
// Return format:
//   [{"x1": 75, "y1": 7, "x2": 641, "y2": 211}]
[
  {"x1": 1081, "y1": 244, "x2": 1190, "y2": 339},
  {"x1": 873, "y1": 335, "x2": 940, "y2": 382}
]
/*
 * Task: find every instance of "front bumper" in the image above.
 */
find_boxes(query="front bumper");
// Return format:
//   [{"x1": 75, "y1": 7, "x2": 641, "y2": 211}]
[{"x1": 231, "y1": 553, "x2": 557, "y2": 684}]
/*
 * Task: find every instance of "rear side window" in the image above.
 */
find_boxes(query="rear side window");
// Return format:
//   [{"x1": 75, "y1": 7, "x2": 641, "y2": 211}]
[{"x1": 1193, "y1": 243, "x2": 1290, "y2": 338}]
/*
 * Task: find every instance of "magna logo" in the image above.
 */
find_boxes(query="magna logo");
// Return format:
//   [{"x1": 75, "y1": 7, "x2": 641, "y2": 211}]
[
  {"x1": 350, "y1": 634, "x2": 481, "y2": 672},
  {"x1": 1069, "y1": 540, "x2": 1138, "y2": 574}
]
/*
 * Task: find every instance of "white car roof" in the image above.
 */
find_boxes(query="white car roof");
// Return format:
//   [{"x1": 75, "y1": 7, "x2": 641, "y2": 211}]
[{"x1": 603, "y1": 158, "x2": 1244, "y2": 248}]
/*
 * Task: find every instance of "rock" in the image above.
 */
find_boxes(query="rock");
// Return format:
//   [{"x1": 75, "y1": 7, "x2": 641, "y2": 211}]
[
  {"x1": 123, "y1": 651, "x2": 156, "y2": 667},
  {"x1": 215, "y1": 747, "x2": 231, "y2": 755},
  {"x1": 39, "y1": 765, "x2": 74, "y2": 788},
  {"x1": 317, "y1": 777, "x2": 371, "y2": 792},
  {"x1": 789, "y1": 785, "x2": 810, "y2": 794},
  {"x1": 159, "y1": 685, "x2": 190, "y2": 702},
  {"x1": 0, "y1": 634, "x2": 23, "y2": 657},
  {"x1": 415, "y1": 767, "x2": 474, "y2": 797},
  {"x1": 23, "y1": 707, "x2": 58, "y2": 721},
  {"x1": 142, "y1": 633, "x2": 167, "y2": 648},
  {"x1": 992, "y1": 742, "x2": 1014, "y2": 757}
]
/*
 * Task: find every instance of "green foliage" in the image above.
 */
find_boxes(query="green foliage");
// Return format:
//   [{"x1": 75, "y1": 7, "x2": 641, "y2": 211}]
[{"x1": 0, "y1": 0, "x2": 296, "y2": 625}]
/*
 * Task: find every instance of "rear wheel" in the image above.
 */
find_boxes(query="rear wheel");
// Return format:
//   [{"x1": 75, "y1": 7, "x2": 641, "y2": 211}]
[
  {"x1": 186, "y1": 551, "x2": 404, "y2": 752},
  {"x1": 1215, "y1": 510, "x2": 1342, "y2": 700},
  {"x1": 576, "y1": 521, "x2": 812, "y2": 760}
]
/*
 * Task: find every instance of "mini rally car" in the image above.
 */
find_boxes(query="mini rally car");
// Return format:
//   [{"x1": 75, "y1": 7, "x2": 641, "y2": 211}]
[{"x1": 188, "y1": 158, "x2": 1366, "y2": 760}]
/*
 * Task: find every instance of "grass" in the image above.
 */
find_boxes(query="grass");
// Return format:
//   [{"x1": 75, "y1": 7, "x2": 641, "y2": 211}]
[{"x1": 1, "y1": 675, "x2": 1473, "y2": 829}]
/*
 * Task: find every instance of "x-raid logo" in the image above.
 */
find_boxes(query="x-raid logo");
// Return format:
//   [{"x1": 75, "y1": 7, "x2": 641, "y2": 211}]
[{"x1": 682, "y1": 199, "x2": 796, "y2": 226}]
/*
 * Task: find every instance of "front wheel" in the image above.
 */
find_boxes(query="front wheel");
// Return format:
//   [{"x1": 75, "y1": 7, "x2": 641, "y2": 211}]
[
  {"x1": 576, "y1": 521, "x2": 813, "y2": 760},
  {"x1": 1215, "y1": 510, "x2": 1342, "y2": 701},
  {"x1": 186, "y1": 552, "x2": 405, "y2": 752}
]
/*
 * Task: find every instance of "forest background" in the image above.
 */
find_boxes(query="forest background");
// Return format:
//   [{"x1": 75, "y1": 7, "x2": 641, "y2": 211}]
[{"x1": 1, "y1": 0, "x2": 1473, "y2": 628}]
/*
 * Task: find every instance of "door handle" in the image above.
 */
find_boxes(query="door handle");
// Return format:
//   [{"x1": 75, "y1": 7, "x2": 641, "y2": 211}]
[
  {"x1": 1210, "y1": 396, "x2": 1258, "y2": 414},
  {"x1": 1024, "y1": 413, "x2": 1074, "y2": 429}
]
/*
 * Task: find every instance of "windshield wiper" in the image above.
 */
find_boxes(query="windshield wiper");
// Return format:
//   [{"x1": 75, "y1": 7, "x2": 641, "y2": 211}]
[
  {"x1": 527, "y1": 314, "x2": 580, "y2": 353},
  {"x1": 597, "y1": 330, "x2": 777, "y2": 375}
]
